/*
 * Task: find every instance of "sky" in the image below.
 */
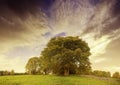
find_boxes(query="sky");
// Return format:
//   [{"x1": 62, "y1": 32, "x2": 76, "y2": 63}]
[{"x1": 0, "y1": 0, "x2": 120, "y2": 74}]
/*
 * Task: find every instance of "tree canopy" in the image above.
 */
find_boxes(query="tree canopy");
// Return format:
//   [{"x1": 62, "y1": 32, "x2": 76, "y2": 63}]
[
  {"x1": 40, "y1": 36, "x2": 91, "y2": 76},
  {"x1": 112, "y1": 72, "x2": 120, "y2": 78},
  {"x1": 26, "y1": 57, "x2": 40, "y2": 74}
]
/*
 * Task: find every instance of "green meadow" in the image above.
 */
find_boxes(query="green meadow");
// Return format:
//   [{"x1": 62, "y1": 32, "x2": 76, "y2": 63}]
[{"x1": 0, "y1": 75, "x2": 120, "y2": 85}]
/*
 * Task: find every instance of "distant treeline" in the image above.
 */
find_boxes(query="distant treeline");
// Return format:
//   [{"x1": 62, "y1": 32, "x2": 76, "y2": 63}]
[
  {"x1": 0, "y1": 70, "x2": 15, "y2": 76},
  {"x1": 0, "y1": 69, "x2": 120, "y2": 79},
  {"x1": 112, "y1": 72, "x2": 120, "y2": 78},
  {"x1": 92, "y1": 70, "x2": 120, "y2": 78},
  {"x1": 0, "y1": 70, "x2": 26, "y2": 76},
  {"x1": 91, "y1": 70, "x2": 111, "y2": 78}
]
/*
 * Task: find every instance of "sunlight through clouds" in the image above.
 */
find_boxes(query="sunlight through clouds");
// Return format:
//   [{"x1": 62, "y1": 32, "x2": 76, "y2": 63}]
[{"x1": 0, "y1": 0, "x2": 120, "y2": 73}]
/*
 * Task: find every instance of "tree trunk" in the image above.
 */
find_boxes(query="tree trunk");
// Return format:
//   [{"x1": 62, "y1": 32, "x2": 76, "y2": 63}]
[
  {"x1": 44, "y1": 69, "x2": 47, "y2": 75},
  {"x1": 64, "y1": 68, "x2": 69, "y2": 76}
]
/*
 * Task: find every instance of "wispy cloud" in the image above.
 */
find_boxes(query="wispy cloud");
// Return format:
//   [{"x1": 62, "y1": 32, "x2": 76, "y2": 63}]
[
  {"x1": 0, "y1": 0, "x2": 120, "y2": 73},
  {"x1": 94, "y1": 58, "x2": 107, "y2": 63}
]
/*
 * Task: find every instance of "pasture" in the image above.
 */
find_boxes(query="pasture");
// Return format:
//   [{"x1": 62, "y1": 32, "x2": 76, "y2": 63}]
[{"x1": 0, "y1": 75, "x2": 120, "y2": 85}]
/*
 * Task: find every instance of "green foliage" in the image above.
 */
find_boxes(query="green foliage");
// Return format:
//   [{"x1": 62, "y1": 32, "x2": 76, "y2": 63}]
[
  {"x1": 40, "y1": 36, "x2": 91, "y2": 75},
  {"x1": 0, "y1": 70, "x2": 15, "y2": 76},
  {"x1": 10, "y1": 70, "x2": 15, "y2": 75},
  {"x1": 92, "y1": 70, "x2": 111, "y2": 78},
  {"x1": 112, "y1": 72, "x2": 120, "y2": 78},
  {"x1": 0, "y1": 75, "x2": 119, "y2": 85},
  {"x1": 26, "y1": 57, "x2": 40, "y2": 74}
]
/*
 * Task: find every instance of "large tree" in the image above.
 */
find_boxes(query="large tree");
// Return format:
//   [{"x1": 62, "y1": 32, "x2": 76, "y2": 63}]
[
  {"x1": 26, "y1": 57, "x2": 40, "y2": 74},
  {"x1": 40, "y1": 36, "x2": 91, "y2": 76}
]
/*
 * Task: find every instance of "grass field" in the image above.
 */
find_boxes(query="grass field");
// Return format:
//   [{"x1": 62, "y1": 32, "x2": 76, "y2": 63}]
[{"x1": 0, "y1": 75, "x2": 120, "y2": 85}]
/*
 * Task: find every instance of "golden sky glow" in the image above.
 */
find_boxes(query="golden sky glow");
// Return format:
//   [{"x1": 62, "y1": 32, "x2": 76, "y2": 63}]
[{"x1": 0, "y1": 0, "x2": 120, "y2": 74}]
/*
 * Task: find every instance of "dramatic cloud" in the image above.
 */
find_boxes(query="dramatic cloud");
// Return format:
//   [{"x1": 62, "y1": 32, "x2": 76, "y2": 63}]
[{"x1": 0, "y1": 0, "x2": 120, "y2": 73}]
